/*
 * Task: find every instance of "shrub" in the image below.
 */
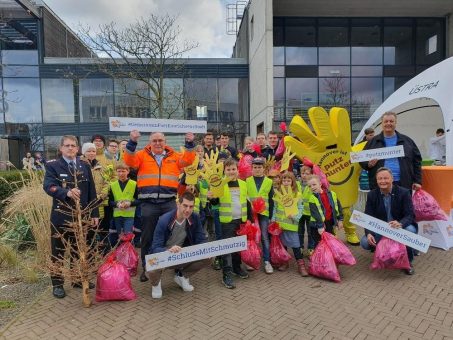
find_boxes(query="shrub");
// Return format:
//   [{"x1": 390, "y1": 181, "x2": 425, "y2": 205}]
[{"x1": 0, "y1": 170, "x2": 31, "y2": 215}]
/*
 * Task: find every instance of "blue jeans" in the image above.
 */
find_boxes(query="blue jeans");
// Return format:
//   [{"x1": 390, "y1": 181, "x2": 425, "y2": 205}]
[
  {"x1": 212, "y1": 209, "x2": 222, "y2": 241},
  {"x1": 109, "y1": 216, "x2": 134, "y2": 246},
  {"x1": 258, "y1": 215, "x2": 270, "y2": 262},
  {"x1": 360, "y1": 224, "x2": 416, "y2": 263}
]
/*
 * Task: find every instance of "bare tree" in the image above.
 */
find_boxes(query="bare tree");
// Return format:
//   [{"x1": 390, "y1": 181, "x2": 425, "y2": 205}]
[
  {"x1": 322, "y1": 77, "x2": 349, "y2": 107},
  {"x1": 78, "y1": 14, "x2": 199, "y2": 119}
]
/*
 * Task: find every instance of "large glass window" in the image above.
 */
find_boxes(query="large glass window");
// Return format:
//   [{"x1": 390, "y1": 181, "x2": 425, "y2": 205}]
[
  {"x1": 319, "y1": 77, "x2": 350, "y2": 109},
  {"x1": 79, "y1": 79, "x2": 114, "y2": 122},
  {"x1": 160, "y1": 78, "x2": 184, "y2": 119},
  {"x1": 416, "y1": 19, "x2": 445, "y2": 66},
  {"x1": 384, "y1": 23, "x2": 413, "y2": 65},
  {"x1": 114, "y1": 79, "x2": 149, "y2": 118},
  {"x1": 286, "y1": 78, "x2": 318, "y2": 120},
  {"x1": 3, "y1": 78, "x2": 41, "y2": 123},
  {"x1": 351, "y1": 78, "x2": 382, "y2": 119},
  {"x1": 286, "y1": 47, "x2": 317, "y2": 65},
  {"x1": 184, "y1": 78, "x2": 217, "y2": 120},
  {"x1": 41, "y1": 79, "x2": 75, "y2": 123},
  {"x1": 1, "y1": 50, "x2": 39, "y2": 65}
]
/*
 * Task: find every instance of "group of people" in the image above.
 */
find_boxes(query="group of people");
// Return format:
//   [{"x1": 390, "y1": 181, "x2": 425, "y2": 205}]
[
  {"x1": 22, "y1": 151, "x2": 46, "y2": 170},
  {"x1": 43, "y1": 111, "x2": 425, "y2": 299}
]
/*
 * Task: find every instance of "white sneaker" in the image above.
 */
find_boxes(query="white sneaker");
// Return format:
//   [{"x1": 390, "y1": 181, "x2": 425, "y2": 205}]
[
  {"x1": 174, "y1": 275, "x2": 194, "y2": 292},
  {"x1": 151, "y1": 280, "x2": 162, "y2": 299},
  {"x1": 264, "y1": 261, "x2": 274, "y2": 274}
]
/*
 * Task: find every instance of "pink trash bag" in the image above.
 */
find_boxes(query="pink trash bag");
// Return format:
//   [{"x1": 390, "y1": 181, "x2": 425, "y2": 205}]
[
  {"x1": 308, "y1": 240, "x2": 340, "y2": 282},
  {"x1": 370, "y1": 237, "x2": 411, "y2": 270},
  {"x1": 322, "y1": 232, "x2": 356, "y2": 266},
  {"x1": 240, "y1": 239, "x2": 262, "y2": 270},
  {"x1": 237, "y1": 220, "x2": 261, "y2": 245},
  {"x1": 268, "y1": 222, "x2": 292, "y2": 267},
  {"x1": 115, "y1": 233, "x2": 139, "y2": 276},
  {"x1": 412, "y1": 189, "x2": 448, "y2": 221},
  {"x1": 95, "y1": 255, "x2": 137, "y2": 302}
]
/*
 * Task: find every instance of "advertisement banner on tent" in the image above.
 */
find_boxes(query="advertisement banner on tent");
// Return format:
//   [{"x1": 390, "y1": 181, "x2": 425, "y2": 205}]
[
  {"x1": 350, "y1": 146, "x2": 405, "y2": 163},
  {"x1": 109, "y1": 117, "x2": 207, "y2": 133},
  {"x1": 350, "y1": 210, "x2": 431, "y2": 253}
]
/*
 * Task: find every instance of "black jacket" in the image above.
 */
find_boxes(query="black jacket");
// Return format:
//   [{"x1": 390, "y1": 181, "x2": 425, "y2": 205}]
[
  {"x1": 360, "y1": 131, "x2": 422, "y2": 190},
  {"x1": 43, "y1": 157, "x2": 99, "y2": 226},
  {"x1": 364, "y1": 185, "x2": 417, "y2": 236}
]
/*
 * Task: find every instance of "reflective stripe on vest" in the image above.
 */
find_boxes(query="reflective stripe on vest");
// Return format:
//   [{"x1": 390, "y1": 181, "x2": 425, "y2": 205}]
[
  {"x1": 219, "y1": 180, "x2": 247, "y2": 223},
  {"x1": 274, "y1": 201, "x2": 299, "y2": 232},
  {"x1": 309, "y1": 191, "x2": 340, "y2": 222},
  {"x1": 245, "y1": 176, "x2": 272, "y2": 217},
  {"x1": 111, "y1": 180, "x2": 137, "y2": 218}
]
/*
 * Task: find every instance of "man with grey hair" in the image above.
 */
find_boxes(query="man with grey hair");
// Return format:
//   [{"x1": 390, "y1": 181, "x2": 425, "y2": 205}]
[
  {"x1": 123, "y1": 130, "x2": 196, "y2": 282},
  {"x1": 360, "y1": 112, "x2": 422, "y2": 191},
  {"x1": 360, "y1": 167, "x2": 417, "y2": 275}
]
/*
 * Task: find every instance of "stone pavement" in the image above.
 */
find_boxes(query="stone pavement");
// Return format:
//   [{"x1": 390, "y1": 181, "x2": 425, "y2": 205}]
[{"x1": 2, "y1": 235, "x2": 453, "y2": 340}]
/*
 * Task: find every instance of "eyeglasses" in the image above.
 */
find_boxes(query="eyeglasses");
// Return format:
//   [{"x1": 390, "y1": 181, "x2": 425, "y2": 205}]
[{"x1": 63, "y1": 144, "x2": 77, "y2": 148}]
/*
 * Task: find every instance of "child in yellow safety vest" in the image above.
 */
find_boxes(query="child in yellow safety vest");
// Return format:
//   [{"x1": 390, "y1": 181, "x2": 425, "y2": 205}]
[
  {"x1": 298, "y1": 165, "x2": 315, "y2": 256},
  {"x1": 306, "y1": 175, "x2": 344, "y2": 247},
  {"x1": 108, "y1": 162, "x2": 138, "y2": 246},
  {"x1": 272, "y1": 171, "x2": 309, "y2": 276},
  {"x1": 246, "y1": 157, "x2": 274, "y2": 274},
  {"x1": 208, "y1": 158, "x2": 250, "y2": 289}
]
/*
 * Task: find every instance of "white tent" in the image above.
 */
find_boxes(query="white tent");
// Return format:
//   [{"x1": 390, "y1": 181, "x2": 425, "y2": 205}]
[{"x1": 355, "y1": 57, "x2": 453, "y2": 165}]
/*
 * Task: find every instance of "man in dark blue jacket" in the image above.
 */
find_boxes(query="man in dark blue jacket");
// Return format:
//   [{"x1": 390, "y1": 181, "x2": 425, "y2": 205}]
[
  {"x1": 148, "y1": 191, "x2": 209, "y2": 298},
  {"x1": 43, "y1": 135, "x2": 99, "y2": 298},
  {"x1": 360, "y1": 167, "x2": 417, "y2": 275}
]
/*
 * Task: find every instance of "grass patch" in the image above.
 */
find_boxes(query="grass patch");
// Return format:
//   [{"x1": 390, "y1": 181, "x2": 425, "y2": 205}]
[{"x1": 0, "y1": 300, "x2": 16, "y2": 309}]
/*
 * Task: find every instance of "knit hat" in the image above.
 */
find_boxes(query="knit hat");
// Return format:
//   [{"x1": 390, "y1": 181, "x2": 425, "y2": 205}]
[
  {"x1": 81, "y1": 142, "x2": 96, "y2": 155},
  {"x1": 91, "y1": 134, "x2": 106, "y2": 145}
]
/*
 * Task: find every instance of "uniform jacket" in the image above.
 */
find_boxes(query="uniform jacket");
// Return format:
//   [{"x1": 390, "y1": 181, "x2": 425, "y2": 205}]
[
  {"x1": 43, "y1": 157, "x2": 99, "y2": 226},
  {"x1": 360, "y1": 131, "x2": 422, "y2": 190},
  {"x1": 364, "y1": 185, "x2": 417, "y2": 236},
  {"x1": 151, "y1": 209, "x2": 207, "y2": 254}
]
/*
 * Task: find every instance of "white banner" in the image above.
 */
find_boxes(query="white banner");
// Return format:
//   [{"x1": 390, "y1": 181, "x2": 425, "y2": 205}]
[
  {"x1": 350, "y1": 210, "x2": 431, "y2": 253},
  {"x1": 145, "y1": 236, "x2": 247, "y2": 271},
  {"x1": 350, "y1": 145, "x2": 405, "y2": 163},
  {"x1": 109, "y1": 117, "x2": 207, "y2": 133}
]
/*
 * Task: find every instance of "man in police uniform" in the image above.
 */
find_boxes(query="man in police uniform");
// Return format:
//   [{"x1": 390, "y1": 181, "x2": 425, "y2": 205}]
[{"x1": 43, "y1": 135, "x2": 99, "y2": 298}]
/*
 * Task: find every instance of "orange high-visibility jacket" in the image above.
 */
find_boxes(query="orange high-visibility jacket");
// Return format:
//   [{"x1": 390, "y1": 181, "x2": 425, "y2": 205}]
[{"x1": 123, "y1": 144, "x2": 195, "y2": 200}]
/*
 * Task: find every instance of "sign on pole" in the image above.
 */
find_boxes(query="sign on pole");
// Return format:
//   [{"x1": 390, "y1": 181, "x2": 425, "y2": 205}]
[
  {"x1": 109, "y1": 117, "x2": 207, "y2": 134},
  {"x1": 350, "y1": 210, "x2": 431, "y2": 253},
  {"x1": 350, "y1": 145, "x2": 405, "y2": 163},
  {"x1": 145, "y1": 236, "x2": 247, "y2": 271}
]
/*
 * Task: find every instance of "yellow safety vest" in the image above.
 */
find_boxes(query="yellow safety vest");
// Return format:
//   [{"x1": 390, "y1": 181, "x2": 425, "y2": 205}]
[
  {"x1": 309, "y1": 191, "x2": 340, "y2": 223},
  {"x1": 111, "y1": 179, "x2": 137, "y2": 218},
  {"x1": 219, "y1": 180, "x2": 247, "y2": 223},
  {"x1": 274, "y1": 195, "x2": 300, "y2": 232},
  {"x1": 246, "y1": 176, "x2": 273, "y2": 217},
  {"x1": 194, "y1": 197, "x2": 201, "y2": 214},
  {"x1": 199, "y1": 182, "x2": 208, "y2": 209}
]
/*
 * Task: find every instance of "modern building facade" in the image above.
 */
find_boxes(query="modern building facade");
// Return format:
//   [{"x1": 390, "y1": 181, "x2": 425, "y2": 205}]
[
  {"x1": 0, "y1": 1, "x2": 249, "y2": 166},
  {"x1": 1, "y1": 0, "x2": 453, "y2": 166},
  {"x1": 233, "y1": 0, "x2": 453, "y2": 136}
]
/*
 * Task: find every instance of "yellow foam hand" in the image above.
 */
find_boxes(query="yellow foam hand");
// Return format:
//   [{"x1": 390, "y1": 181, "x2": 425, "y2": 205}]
[
  {"x1": 203, "y1": 149, "x2": 219, "y2": 169},
  {"x1": 284, "y1": 107, "x2": 364, "y2": 208},
  {"x1": 274, "y1": 186, "x2": 299, "y2": 217},
  {"x1": 280, "y1": 146, "x2": 297, "y2": 172},
  {"x1": 183, "y1": 154, "x2": 199, "y2": 185},
  {"x1": 201, "y1": 161, "x2": 229, "y2": 198},
  {"x1": 264, "y1": 155, "x2": 276, "y2": 175}
]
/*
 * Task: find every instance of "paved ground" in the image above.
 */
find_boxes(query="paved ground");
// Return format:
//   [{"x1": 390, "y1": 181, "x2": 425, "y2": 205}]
[{"x1": 1, "y1": 233, "x2": 453, "y2": 340}]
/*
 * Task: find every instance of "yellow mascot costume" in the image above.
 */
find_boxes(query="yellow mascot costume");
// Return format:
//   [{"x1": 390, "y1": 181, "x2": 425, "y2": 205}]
[{"x1": 285, "y1": 107, "x2": 365, "y2": 245}]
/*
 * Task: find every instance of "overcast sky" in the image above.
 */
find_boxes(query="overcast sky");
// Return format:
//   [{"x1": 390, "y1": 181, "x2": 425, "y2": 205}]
[{"x1": 44, "y1": 0, "x2": 239, "y2": 58}]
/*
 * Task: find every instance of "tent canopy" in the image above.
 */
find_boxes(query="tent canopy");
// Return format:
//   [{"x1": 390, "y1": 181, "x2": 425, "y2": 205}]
[{"x1": 355, "y1": 57, "x2": 453, "y2": 165}]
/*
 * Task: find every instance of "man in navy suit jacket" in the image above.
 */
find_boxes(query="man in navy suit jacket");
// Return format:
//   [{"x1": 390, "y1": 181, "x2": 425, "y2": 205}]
[
  {"x1": 43, "y1": 135, "x2": 99, "y2": 298},
  {"x1": 360, "y1": 167, "x2": 417, "y2": 275}
]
